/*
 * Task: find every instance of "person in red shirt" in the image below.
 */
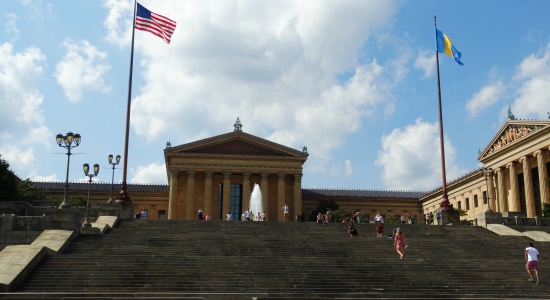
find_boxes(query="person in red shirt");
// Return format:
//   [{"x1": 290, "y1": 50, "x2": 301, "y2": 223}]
[{"x1": 376, "y1": 223, "x2": 384, "y2": 238}]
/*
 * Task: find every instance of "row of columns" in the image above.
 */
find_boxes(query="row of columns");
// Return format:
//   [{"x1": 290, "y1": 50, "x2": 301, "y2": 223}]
[
  {"x1": 489, "y1": 148, "x2": 549, "y2": 217},
  {"x1": 167, "y1": 169, "x2": 303, "y2": 220}
]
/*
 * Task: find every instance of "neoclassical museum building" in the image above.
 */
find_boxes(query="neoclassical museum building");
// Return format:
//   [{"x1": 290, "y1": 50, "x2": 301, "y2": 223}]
[{"x1": 32, "y1": 116, "x2": 550, "y2": 222}]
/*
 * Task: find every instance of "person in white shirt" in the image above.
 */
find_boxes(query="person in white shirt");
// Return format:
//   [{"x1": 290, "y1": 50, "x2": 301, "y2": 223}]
[
  {"x1": 226, "y1": 211, "x2": 231, "y2": 221},
  {"x1": 281, "y1": 204, "x2": 289, "y2": 221},
  {"x1": 245, "y1": 209, "x2": 251, "y2": 221},
  {"x1": 525, "y1": 242, "x2": 540, "y2": 284}
]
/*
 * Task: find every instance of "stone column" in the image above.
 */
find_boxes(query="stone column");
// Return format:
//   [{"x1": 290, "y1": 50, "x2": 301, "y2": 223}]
[
  {"x1": 185, "y1": 170, "x2": 196, "y2": 220},
  {"x1": 487, "y1": 172, "x2": 497, "y2": 212},
  {"x1": 534, "y1": 150, "x2": 550, "y2": 206},
  {"x1": 507, "y1": 162, "x2": 521, "y2": 212},
  {"x1": 242, "y1": 171, "x2": 251, "y2": 207},
  {"x1": 260, "y1": 173, "x2": 269, "y2": 219},
  {"x1": 294, "y1": 173, "x2": 303, "y2": 220},
  {"x1": 168, "y1": 169, "x2": 179, "y2": 219},
  {"x1": 222, "y1": 171, "x2": 232, "y2": 218},
  {"x1": 495, "y1": 168, "x2": 508, "y2": 213},
  {"x1": 520, "y1": 156, "x2": 536, "y2": 217},
  {"x1": 277, "y1": 173, "x2": 286, "y2": 221},
  {"x1": 204, "y1": 170, "x2": 213, "y2": 218}
]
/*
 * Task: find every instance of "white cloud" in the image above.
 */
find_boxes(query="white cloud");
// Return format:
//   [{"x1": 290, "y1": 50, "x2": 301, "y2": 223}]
[
  {"x1": 384, "y1": 102, "x2": 395, "y2": 117},
  {"x1": 31, "y1": 172, "x2": 59, "y2": 181},
  {"x1": 375, "y1": 118, "x2": 463, "y2": 191},
  {"x1": 102, "y1": 0, "x2": 133, "y2": 48},
  {"x1": 508, "y1": 42, "x2": 550, "y2": 120},
  {"x1": 108, "y1": 1, "x2": 400, "y2": 174},
  {"x1": 466, "y1": 81, "x2": 504, "y2": 118},
  {"x1": 130, "y1": 163, "x2": 167, "y2": 184},
  {"x1": 0, "y1": 145, "x2": 38, "y2": 177},
  {"x1": 345, "y1": 159, "x2": 352, "y2": 177},
  {"x1": 4, "y1": 13, "x2": 19, "y2": 35},
  {"x1": 414, "y1": 49, "x2": 435, "y2": 79},
  {"x1": 54, "y1": 40, "x2": 111, "y2": 102}
]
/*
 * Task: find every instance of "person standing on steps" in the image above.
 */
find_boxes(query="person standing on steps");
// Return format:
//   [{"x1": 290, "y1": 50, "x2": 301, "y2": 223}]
[
  {"x1": 262, "y1": 211, "x2": 267, "y2": 221},
  {"x1": 525, "y1": 242, "x2": 540, "y2": 284},
  {"x1": 245, "y1": 208, "x2": 251, "y2": 221},
  {"x1": 281, "y1": 204, "x2": 289, "y2": 221},
  {"x1": 436, "y1": 209, "x2": 441, "y2": 225},
  {"x1": 197, "y1": 208, "x2": 203, "y2": 220},
  {"x1": 376, "y1": 222, "x2": 384, "y2": 238},
  {"x1": 348, "y1": 221, "x2": 358, "y2": 238},
  {"x1": 226, "y1": 211, "x2": 232, "y2": 221},
  {"x1": 394, "y1": 227, "x2": 406, "y2": 259},
  {"x1": 400, "y1": 214, "x2": 406, "y2": 224},
  {"x1": 425, "y1": 213, "x2": 430, "y2": 225},
  {"x1": 140, "y1": 208, "x2": 148, "y2": 219}
]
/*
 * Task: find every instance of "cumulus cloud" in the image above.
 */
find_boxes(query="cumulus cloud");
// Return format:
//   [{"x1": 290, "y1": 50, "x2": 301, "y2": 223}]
[
  {"x1": 104, "y1": 1, "x2": 401, "y2": 173},
  {"x1": 130, "y1": 163, "x2": 168, "y2": 184},
  {"x1": 508, "y1": 42, "x2": 550, "y2": 120},
  {"x1": 103, "y1": 0, "x2": 133, "y2": 48},
  {"x1": 375, "y1": 118, "x2": 463, "y2": 191},
  {"x1": 345, "y1": 159, "x2": 352, "y2": 177},
  {"x1": 414, "y1": 49, "x2": 435, "y2": 79},
  {"x1": 31, "y1": 172, "x2": 59, "y2": 181},
  {"x1": 0, "y1": 145, "x2": 39, "y2": 176},
  {"x1": 54, "y1": 40, "x2": 111, "y2": 102},
  {"x1": 466, "y1": 81, "x2": 504, "y2": 118}
]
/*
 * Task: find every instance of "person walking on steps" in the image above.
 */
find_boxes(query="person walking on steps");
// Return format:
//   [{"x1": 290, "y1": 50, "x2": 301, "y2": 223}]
[
  {"x1": 525, "y1": 242, "x2": 540, "y2": 284},
  {"x1": 197, "y1": 208, "x2": 203, "y2": 220},
  {"x1": 348, "y1": 221, "x2": 358, "y2": 238},
  {"x1": 376, "y1": 222, "x2": 384, "y2": 238},
  {"x1": 436, "y1": 209, "x2": 441, "y2": 225},
  {"x1": 281, "y1": 204, "x2": 289, "y2": 221},
  {"x1": 394, "y1": 227, "x2": 406, "y2": 259}
]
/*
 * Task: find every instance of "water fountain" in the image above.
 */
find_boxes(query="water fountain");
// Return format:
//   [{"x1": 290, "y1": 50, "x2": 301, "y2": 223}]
[{"x1": 249, "y1": 183, "x2": 262, "y2": 221}]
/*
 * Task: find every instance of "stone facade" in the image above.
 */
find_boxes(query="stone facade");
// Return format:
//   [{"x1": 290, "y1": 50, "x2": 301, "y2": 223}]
[{"x1": 420, "y1": 119, "x2": 550, "y2": 220}]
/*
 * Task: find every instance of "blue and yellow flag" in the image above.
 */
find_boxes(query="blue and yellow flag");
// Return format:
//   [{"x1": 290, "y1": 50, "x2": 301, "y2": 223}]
[{"x1": 436, "y1": 29, "x2": 463, "y2": 66}]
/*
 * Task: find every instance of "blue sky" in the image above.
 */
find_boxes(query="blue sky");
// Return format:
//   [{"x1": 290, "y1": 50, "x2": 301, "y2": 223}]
[{"x1": 2, "y1": 0, "x2": 550, "y2": 192}]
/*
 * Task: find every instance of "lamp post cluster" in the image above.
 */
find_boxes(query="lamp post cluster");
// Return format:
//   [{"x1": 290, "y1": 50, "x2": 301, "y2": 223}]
[
  {"x1": 108, "y1": 154, "x2": 121, "y2": 203},
  {"x1": 82, "y1": 163, "x2": 99, "y2": 227},
  {"x1": 56, "y1": 132, "x2": 81, "y2": 209}
]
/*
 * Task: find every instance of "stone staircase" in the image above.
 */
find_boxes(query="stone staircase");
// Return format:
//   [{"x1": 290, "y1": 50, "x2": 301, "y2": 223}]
[{"x1": 2, "y1": 220, "x2": 549, "y2": 299}]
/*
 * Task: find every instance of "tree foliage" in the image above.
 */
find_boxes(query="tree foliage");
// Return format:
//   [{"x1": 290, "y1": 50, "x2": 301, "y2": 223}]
[
  {"x1": 0, "y1": 155, "x2": 46, "y2": 203},
  {"x1": 52, "y1": 196, "x2": 88, "y2": 208},
  {"x1": 308, "y1": 199, "x2": 339, "y2": 222}
]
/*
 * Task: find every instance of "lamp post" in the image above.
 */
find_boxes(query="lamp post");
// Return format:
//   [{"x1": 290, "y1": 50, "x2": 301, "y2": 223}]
[
  {"x1": 82, "y1": 163, "x2": 99, "y2": 227},
  {"x1": 482, "y1": 167, "x2": 493, "y2": 212},
  {"x1": 107, "y1": 154, "x2": 121, "y2": 203},
  {"x1": 56, "y1": 132, "x2": 81, "y2": 209}
]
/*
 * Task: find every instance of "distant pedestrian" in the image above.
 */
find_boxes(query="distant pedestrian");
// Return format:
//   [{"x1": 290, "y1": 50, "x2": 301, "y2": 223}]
[
  {"x1": 316, "y1": 213, "x2": 324, "y2": 224},
  {"x1": 374, "y1": 213, "x2": 382, "y2": 223},
  {"x1": 407, "y1": 214, "x2": 412, "y2": 224},
  {"x1": 356, "y1": 211, "x2": 361, "y2": 223},
  {"x1": 281, "y1": 204, "x2": 289, "y2": 221},
  {"x1": 325, "y1": 211, "x2": 331, "y2": 223},
  {"x1": 376, "y1": 223, "x2": 384, "y2": 238},
  {"x1": 245, "y1": 209, "x2": 251, "y2": 221},
  {"x1": 348, "y1": 222, "x2": 358, "y2": 238},
  {"x1": 257, "y1": 212, "x2": 261, "y2": 221},
  {"x1": 525, "y1": 242, "x2": 540, "y2": 284},
  {"x1": 226, "y1": 211, "x2": 232, "y2": 221},
  {"x1": 400, "y1": 214, "x2": 406, "y2": 224},
  {"x1": 262, "y1": 211, "x2": 267, "y2": 221},
  {"x1": 135, "y1": 211, "x2": 141, "y2": 219},
  {"x1": 241, "y1": 212, "x2": 246, "y2": 221},
  {"x1": 205, "y1": 214, "x2": 210, "y2": 220},
  {"x1": 425, "y1": 213, "x2": 430, "y2": 225},
  {"x1": 197, "y1": 208, "x2": 203, "y2": 220},
  {"x1": 140, "y1": 208, "x2": 148, "y2": 219},
  {"x1": 394, "y1": 227, "x2": 406, "y2": 259},
  {"x1": 436, "y1": 209, "x2": 441, "y2": 225}
]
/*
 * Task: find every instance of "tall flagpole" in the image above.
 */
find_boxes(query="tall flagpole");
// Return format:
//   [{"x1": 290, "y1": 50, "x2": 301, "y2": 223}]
[
  {"x1": 434, "y1": 16, "x2": 450, "y2": 210},
  {"x1": 116, "y1": 0, "x2": 137, "y2": 203}
]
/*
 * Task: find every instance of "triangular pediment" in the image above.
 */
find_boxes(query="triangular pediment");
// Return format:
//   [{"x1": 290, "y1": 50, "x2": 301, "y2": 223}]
[
  {"x1": 165, "y1": 131, "x2": 308, "y2": 158},
  {"x1": 479, "y1": 120, "x2": 549, "y2": 160}
]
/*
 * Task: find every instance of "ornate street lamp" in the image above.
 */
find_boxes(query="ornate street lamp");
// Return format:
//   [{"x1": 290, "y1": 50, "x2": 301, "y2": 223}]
[
  {"x1": 82, "y1": 163, "x2": 99, "y2": 227},
  {"x1": 107, "y1": 154, "x2": 121, "y2": 203},
  {"x1": 482, "y1": 167, "x2": 493, "y2": 212},
  {"x1": 56, "y1": 132, "x2": 81, "y2": 209}
]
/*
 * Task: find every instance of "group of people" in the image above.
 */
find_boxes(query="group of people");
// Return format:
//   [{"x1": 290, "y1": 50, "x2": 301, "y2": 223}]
[
  {"x1": 224, "y1": 209, "x2": 267, "y2": 221},
  {"x1": 135, "y1": 208, "x2": 148, "y2": 219},
  {"x1": 316, "y1": 211, "x2": 332, "y2": 224},
  {"x1": 197, "y1": 208, "x2": 210, "y2": 220}
]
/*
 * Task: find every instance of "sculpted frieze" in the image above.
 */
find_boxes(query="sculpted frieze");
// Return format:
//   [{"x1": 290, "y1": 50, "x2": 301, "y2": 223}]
[{"x1": 485, "y1": 125, "x2": 541, "y2": 157}]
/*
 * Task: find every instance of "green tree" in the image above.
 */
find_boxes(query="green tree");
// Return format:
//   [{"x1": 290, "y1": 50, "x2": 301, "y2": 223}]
[
  {"x1": 328, "y1": 206, "x2": 352, "y2": 223},
  {"x1": 308, "y1": 199, "x2": 339, "y2": 222},
  {"x1": 0, "y1": 156, "x2": 19, "y2": 201},
  {"x1": 52, "y1": 196, "x2": 88, "y2": 207},
  {"x1": 14, "y1": 179, "x2": 47, "y2": 203}
]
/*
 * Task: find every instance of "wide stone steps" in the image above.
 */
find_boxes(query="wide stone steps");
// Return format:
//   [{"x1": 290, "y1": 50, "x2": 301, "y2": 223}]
[{"x1": 6, "y1": 220, "x2": 550, "y2": 299}]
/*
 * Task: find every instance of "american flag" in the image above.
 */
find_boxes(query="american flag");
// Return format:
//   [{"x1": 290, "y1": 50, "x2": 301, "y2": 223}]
[{"x1": 135, "y1": 3, "x2": 177, "y2": 44}]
